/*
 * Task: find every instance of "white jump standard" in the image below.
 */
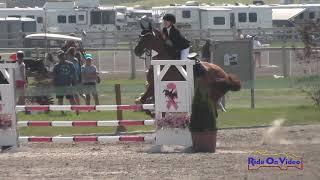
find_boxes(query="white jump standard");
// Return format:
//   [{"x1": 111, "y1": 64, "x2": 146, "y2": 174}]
[{"x1": 0, "y1": 62, "x2": 18, "y2": 149}]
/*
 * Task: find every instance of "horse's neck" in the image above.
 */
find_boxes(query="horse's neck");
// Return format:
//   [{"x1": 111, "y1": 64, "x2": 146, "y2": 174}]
[{"x1": 151, "y1": 37, "x2": 171, "y2": 60}]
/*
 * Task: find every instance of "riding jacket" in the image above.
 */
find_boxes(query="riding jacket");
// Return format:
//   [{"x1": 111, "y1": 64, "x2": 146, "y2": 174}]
[{"x1": 162, "y1": 25, "x2": 190, "y2": 59}]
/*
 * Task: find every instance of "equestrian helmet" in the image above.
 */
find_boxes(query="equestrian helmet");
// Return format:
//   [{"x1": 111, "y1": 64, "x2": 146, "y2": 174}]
[{"x1": 162, "y1": 14, "x2": 176, "y2": 24}]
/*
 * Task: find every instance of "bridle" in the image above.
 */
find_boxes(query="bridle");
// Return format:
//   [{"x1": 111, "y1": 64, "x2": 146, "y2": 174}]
[{"x1": 137, "y1": 30, "x2": 155, "y2": 59}]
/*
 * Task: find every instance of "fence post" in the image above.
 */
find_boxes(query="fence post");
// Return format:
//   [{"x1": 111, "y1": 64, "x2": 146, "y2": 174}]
[
  {"x1": 115, "y1": 84, "x2": 127, "y2": 133},
  {"x1": 281, "y1": 46, "x2": 288, "y2": 77},
  {"x1": 129, "y1": 41, "x2": 136, "y2": 79}
]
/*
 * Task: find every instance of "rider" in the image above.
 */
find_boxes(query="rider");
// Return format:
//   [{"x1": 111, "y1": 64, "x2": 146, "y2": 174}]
[{"x1": 162, "y1": 14, "x2": 190, "y2": 60}]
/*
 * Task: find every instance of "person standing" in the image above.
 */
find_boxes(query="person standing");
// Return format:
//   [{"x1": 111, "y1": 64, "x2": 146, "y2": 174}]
[
  {"x1": 81, "y1": 54, "x2": 100, "y2": 105},
  {"x1": 236, "y1": 29, "x2": 245, "y2": 40},
  {"x1": 162, "y1": 14, "x2": 190, "y2": 60},
  {"x1": 53, "y1": 50, "x2": 77, "y2": 106},
  {"x1": 15, "y1": 51, "x2": 27, "y2": 105},
  {"x1": 66, "y1": 47, "x2": 81, "y2": 105},
  {"x1": 253, "y1": 36, "x2": 262, "y2": 68}
]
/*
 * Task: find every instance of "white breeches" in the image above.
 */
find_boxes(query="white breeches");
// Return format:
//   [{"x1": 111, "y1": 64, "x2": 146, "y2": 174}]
[{"x1": 180, "y1": 48, "x2": 190, "y2": 60}]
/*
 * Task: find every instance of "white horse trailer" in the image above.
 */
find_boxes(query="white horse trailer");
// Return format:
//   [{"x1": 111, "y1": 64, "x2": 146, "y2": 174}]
[
  {"x1": 152, "y1": 4, "x2": 273, "y2": 30},
  {"x1": 199, "y1": 7, "x2": 232, "y2": 30},
  {"x1": 270, "y1": 4, "x2": 320, "y2": 25},
  {"x1": 0, "y1": 17, "x2": 36, "y2": 48},
  {"x1": 0, "y1": 0, "x2": 119, "y2": 33},
  {"x1": 0, "y1": 7, "x2": 44, "y2": 32},
  {"x1": 152, "y1": 6, "x2": 202, "y2": 30}
]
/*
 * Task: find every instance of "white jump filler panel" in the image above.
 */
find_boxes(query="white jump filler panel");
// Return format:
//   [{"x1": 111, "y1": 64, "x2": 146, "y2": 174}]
[
  {"x1": 152, "y1": 60, "x2": 195, "y2": 147},
  {"x1": 0, "y1": 62, "x2": 18, "y2": 148}
]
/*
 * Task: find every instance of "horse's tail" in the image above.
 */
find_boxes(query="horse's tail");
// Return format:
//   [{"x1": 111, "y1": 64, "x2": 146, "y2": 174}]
[{"x1": 227, "y1": 74, "x2": 241, "y2": 91}]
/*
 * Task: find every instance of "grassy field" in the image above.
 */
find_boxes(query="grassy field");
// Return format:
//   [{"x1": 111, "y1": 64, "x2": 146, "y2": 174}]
[
  {"x1": 100, "y1": 0, "x2": 281, "y2": 7},
  {"x1": 19, "y1": 76, "x2": 320, "y2": 136}
]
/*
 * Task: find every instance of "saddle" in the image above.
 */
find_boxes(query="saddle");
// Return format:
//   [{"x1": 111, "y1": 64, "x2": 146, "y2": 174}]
[{"x1": 187, "y1": 53, "x2": 206, "y2": 77}]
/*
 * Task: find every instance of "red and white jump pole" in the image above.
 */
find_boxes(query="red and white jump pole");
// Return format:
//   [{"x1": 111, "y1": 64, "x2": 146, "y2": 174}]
[
  {"x1": 19, "y1": 135, "x2": 155, "y2": 143},
  {"x1": 16, "y1": 104, "x2": 154, "y2": 112},
  {"x1": 18, "y1": 120, "x2": 155, "y2": 127}
]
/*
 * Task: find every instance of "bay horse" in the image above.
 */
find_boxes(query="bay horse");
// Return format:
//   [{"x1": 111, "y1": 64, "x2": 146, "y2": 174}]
[{"x1": 134, "y1": 26, "x2": 241, "y2": 116}]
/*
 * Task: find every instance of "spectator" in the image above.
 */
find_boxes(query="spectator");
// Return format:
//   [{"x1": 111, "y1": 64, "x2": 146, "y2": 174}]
[
  {"x1": 201, "y1": 40, "x2": 211, "y2": 61},
  {"x1": 53, "y1": 50, "x2": 77, "y2": 106},
  {"x1": 61, "y1": 33, "x2": 77, "y2": 52},
  {"x1": 253, "y1": 36, "x2": 262, "y2": 68},
  {"x1": 236, "y1": 29, "x2": 245, "y2": 40},
  {"x1": 15, "y1": 51, "x2": 27, "y2": 105},
  {"x1": 66, "y1": 47, "x2": 81, "y2": 105},
  {"x1": 81, "y1": 54, "x2": 100, "y2": 105}
]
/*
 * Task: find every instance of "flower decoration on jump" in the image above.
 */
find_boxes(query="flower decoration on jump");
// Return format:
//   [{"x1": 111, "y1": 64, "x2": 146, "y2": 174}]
[
  {"x1": 0, "y1": 114, "x2": 12, "y2": 129},
  {"x1": 156, "y1": 113, "x2": 190, "y2": 129},
  {"x1": 163, "y1": 83, "x2": 178, "y2": 110}
]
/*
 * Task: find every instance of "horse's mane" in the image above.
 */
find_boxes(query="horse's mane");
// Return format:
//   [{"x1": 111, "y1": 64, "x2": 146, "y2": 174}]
[{"x1": 152, "y1": 28, "x2": 164, "y2": 42}]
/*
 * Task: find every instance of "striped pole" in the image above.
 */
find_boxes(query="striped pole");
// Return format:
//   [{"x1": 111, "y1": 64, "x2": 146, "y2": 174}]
[
  {"x1": 16, "y1": 104, "x2": 154, "y2": 112},
  {"x1": 18, "y1": 120, "x2": 155, "y2": 127},
  {"x1": 19, "y1": 135, "x2": 155, "y2": 143}
]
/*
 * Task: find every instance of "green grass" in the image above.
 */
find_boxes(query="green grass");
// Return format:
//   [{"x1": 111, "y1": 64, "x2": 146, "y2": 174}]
[
  {"x1": 218, "y1": 106, "x2": 320, "y2": 128},
  {"x1": 269, "y1": 41, "x2": 305, "y2": 48}
]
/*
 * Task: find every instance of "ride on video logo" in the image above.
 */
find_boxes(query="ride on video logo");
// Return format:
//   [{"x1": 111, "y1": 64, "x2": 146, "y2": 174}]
[{"x1": 248, "y1": 151, "x2": 303, "y2": 170}]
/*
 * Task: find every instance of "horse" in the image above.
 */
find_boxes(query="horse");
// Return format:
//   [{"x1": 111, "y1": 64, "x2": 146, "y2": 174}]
[{"x1": 134, "y1": 26, "x2": 241, "y2": 117}]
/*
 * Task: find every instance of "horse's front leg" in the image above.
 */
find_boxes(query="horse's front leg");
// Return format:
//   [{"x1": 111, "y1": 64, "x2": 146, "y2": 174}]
[{"x1": 135, "y1": 67, "x2": 155, "y2": 104}]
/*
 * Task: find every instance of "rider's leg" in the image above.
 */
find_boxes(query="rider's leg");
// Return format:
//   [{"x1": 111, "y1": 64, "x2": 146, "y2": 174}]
[{"x1": 180, "y1": 48, "x2": 190, "y2": 60}]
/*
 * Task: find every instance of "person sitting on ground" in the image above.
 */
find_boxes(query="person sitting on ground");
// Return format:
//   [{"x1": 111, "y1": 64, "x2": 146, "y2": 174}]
[
  {"x1": 81, "y1": 54, "x2": 100, "y2": 105},
  {"x1": 53, "y1": 50, "x2": 77, "y2": 106},
  {"x1": 162, "y1": 14, "x2": 190, "y2": 60},
  {"x1": 15, "y1": 51, "x2": 28, "y2": 105},
  {"x1": 66, "y1": 47, "x2": 81, "y2": 104}
]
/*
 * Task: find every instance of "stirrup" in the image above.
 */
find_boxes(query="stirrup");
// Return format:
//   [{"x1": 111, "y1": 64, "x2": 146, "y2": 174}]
[{"x1": 187, "y1": 53, "x2": 198, "y2": 60}]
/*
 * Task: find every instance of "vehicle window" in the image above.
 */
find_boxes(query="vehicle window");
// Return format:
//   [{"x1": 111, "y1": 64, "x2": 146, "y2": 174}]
[
  {"x1": 238, "y1": 13, "x2": 247, "y2": 22},
  {"x1": 182, "y1": 10, "x2": 191, "y2": 18},
  {"x1": 213, "y1": 17, "x2": 225, "y2": 25},
  {"x1": 91, "y1": 11, "x2": 101, "y2": 24},
  {"x1": 78, "y1": 15, "x2": 85, "y2": 21},
  {"x1": 249, "y1": 13, "x2": 257, "y2": 22},
  {"x1": 8, "y1": 15, "x2": 21, "y2": 18},
  {"x1": 57, "y1": 15, "x2": 66, "y2": 23},
  {"x1": 68, "y1": 15, "x2": 76, "y2": 23},
  {"x1": 37, "y1": 17, "x2": 43, "y2": 23},
  {"x1": 26, "y1": 15, "x2": 35, "y2": 19},
  {"x1": 102, "y1": 11, "x2": 115, "y2": 24},
  {"x1": 298, "y1": 13, "x2": 304, "y2": 19},
  {"x1": 309, "y1": 12, "x2": 315, "y2": 19}
]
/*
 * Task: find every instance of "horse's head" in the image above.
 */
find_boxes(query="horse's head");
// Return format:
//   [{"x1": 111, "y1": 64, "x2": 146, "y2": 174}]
[
  {"x1": 135, "y1": 16, "x2": 164, "y2": 57},
  {"x1": 134, "y1": 28, "x2": 156, "y2": 57}
]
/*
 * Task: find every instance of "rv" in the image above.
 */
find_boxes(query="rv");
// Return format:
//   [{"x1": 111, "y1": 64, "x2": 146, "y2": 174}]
[
  {"x1": 0, "y1": 0, "x2": 119, "y2": 33},
  {"x1": 0, "y1": 17, "x2": 36, "y2": 48},
  {"x1": 152, "y1": 4, "x2": 273, "y2": 30},
  {"x1": 270, "y1": 3, "x2": 320, "y2": 26}
]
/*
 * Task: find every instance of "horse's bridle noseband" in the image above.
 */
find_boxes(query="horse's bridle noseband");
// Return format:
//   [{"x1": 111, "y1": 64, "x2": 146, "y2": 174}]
[{"x1": 139, "y1": 31, "x2": 155, "y2": 38}]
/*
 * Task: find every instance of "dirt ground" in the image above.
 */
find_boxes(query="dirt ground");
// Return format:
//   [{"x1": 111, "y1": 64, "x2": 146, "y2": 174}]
[{"x1": 0, "y1": 124, "x2": 319, "y2": 180}]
